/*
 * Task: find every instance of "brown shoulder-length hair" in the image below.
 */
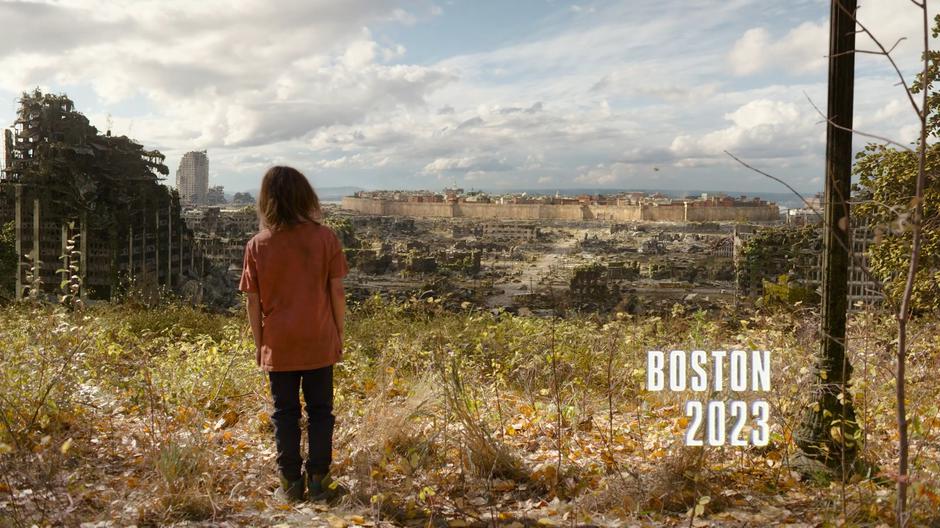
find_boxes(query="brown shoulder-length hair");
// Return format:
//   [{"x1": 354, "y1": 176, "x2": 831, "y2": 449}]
[{"x1": 257, "y1": 166, "x2": 322, "y2": 231}]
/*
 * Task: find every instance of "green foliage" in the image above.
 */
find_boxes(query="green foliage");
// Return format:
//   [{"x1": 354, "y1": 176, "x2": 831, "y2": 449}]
[
  {"x1": 0, "y1": 221, "x2": 15, "y2": 300},
  {"x1": 762, "y1": 274, "x2": 820, "y2": 307},
  {"x1": 736, "y1": 226, "x2": 819, "y2": 298},
  {"x1": 853, "y1": 143, "x2": 940, "y2": 312},
  {"x1": 909, "y1": 14, "x2": 940, "y2": 138},
  {"x1": 323, "y1": 216, "x2": 359, "y2": 248},
  {"x1": 573, "y1": 261, "x2": 606, "y2": 275}
]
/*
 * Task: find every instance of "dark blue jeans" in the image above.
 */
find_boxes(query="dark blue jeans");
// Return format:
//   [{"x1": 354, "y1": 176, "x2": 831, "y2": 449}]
[{"x1": 268, "y1": 365, "x2": 334, "y2": 481}]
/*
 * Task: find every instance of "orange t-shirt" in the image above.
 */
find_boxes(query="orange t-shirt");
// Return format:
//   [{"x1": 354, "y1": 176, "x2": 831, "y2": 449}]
[{"x1": 239, "y1": 221, "x2": 349, "y2": 372}]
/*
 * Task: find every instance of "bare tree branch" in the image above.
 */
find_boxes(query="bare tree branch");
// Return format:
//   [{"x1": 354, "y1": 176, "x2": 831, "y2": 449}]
[
  {"x1": 894, "y1": 1, "x2": 930, "y2": 524},
  {"x1": 830, "y1": 37, "x2": 907, "y2": 57},
  {"x1": 723, "y1": 151, "x2": 822, "y2": 217},
  {"x1": 804, "y1": 91, "x2": 915, "y2": 152}
]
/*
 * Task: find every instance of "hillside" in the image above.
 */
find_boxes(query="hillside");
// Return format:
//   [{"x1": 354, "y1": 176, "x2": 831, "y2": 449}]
[{"x1": 1, "y1": 299, "x2": 937, "y2": 526}]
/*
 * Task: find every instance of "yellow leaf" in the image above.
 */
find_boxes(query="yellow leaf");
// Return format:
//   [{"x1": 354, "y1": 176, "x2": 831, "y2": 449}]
[
  {"x1": 60, "y1": 438, "x2": 73, "y2": 454},
  {"x1": 537, "y1": 518, "x2": 558, "y2": 526},
  {"x1": 214, "y1": 410, "x2": 239, "y2": 431},
  {"x1": 830, "y1": 426, "x2": 845, "y2": 444},
  {"x1": 326, "y1": 514, "x2": 348, "y2": 528}
]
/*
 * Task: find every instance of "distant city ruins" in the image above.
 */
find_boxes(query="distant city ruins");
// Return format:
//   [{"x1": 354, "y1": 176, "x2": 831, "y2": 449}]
[{"x1": 343, "y1": 188, "x2": 780, "y2": 222}]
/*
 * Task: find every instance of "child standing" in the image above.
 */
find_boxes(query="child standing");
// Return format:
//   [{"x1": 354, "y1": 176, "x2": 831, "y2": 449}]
[{"x1": 239, "y1": 166, "x2": 349, "y2": 502}]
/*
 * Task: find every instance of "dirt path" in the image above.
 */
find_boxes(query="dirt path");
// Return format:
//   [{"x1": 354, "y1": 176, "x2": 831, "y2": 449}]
[{"x1": 485, "y1": 231, "x2": 583, "y2": 308}]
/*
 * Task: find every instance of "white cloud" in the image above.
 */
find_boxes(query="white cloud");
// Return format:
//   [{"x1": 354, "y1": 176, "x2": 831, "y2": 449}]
[
  {"x1": 422, "y1": 156, "x2": 512, "y2": 174},
  {"x1": 0, "y1": 0, "x2": 450, "y2": 151},
  {"x1": 574, "y1": 163, "x2": 631, "y2": 185},
  {"x1": 670, "y1": 99, "x2": 818, "y2": 160},
  {"x1": 729, "y1": 22, "x2": 827, "y2": 76}
]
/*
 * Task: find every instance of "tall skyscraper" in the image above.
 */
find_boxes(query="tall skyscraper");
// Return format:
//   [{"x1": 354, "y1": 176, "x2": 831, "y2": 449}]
[{"x1": 176, "y1": 150, "x2": 209, "y2": 206}]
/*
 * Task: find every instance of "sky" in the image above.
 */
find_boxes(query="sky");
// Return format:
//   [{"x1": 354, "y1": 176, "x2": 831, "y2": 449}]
[{"x1": 0, "y1": 0, "x2": 937, "y2": 195}]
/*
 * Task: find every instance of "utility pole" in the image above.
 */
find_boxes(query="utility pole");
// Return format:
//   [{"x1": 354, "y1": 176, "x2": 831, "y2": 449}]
[{"x1": 798, "y1": 0, "x2": 859, "y2": 470}]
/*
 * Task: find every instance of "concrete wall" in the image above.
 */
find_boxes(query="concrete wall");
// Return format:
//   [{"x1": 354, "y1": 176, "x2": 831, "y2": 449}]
[
  {"x1": 686, "y1": 205, "x2": 779, "y2": 222},
  {"x1": 340, "y1": 197, "x2": 779, "y2": 223},
  {"x1": 643, "y1": 204, "x2": 687, "y2": 222},
  {"x1": 457, "y1": 203, "x2": 540, "y2": 219},
  {"x1": 586, "y1": 205, "x2": 643, "y2": 221}
]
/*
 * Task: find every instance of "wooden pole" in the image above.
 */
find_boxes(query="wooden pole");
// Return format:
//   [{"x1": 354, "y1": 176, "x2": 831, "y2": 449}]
[
  {"x1": 798, "y1": 0, "x2": 859, "y2": 469},
  {"x1": 14, "y1": 184, "x2": 21, "y2": 300}
]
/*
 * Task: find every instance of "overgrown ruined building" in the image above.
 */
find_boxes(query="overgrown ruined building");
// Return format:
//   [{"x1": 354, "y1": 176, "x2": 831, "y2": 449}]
[
  {"x1": 176, "y1": 151, "x2": 209, "y2": 206},
  {"x1": 0, "y1": 90, "x2": 196, "y2": 300}
]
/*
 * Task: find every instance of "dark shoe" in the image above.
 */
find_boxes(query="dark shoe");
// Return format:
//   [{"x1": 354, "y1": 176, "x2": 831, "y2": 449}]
[
  {"x1": 275, "y1": 476, "x2": 306, "y2": 502},
  {"x1": 306, "y1": 472, "x2": 347, "y2": 502}
]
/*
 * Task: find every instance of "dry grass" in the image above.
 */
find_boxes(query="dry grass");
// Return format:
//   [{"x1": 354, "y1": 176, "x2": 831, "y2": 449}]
[
  {"x1": 343, "y1": 378, "x2": 439, "y2": 478},
  {"x1": 0, "y1": 299, "x2": 938, "y2": 526}
]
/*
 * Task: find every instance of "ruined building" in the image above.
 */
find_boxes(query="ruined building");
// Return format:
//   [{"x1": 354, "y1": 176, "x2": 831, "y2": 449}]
[
  {"x1": 734, "y1": 223, "x2": 883, "y2": 309},
  {"x1": 176, "y1": 150, "x2": 209, "y2": 206},
  {"x1": 0, "y1": 90, "x2": 195, "y2": 300},
  {"x1": 206, "y1": 185, "x2": 226, "y2": 205}
]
